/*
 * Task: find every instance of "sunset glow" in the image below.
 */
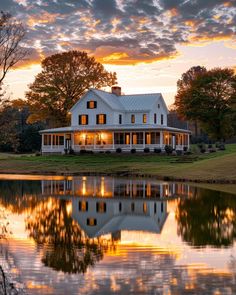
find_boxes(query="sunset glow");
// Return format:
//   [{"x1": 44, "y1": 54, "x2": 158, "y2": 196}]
[{"x1": 1, "y1": 0, "x2": 235, "y2": 106}]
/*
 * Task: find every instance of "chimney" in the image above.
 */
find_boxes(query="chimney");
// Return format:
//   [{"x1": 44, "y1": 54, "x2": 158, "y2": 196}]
[{"x1": 111, "y1": 86, "x2": 121, "y2": 96}]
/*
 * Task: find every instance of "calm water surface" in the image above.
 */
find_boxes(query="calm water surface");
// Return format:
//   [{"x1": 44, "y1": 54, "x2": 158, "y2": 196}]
[{"x1": 0, "y1": 175, "x2": 236, "y2": 295}]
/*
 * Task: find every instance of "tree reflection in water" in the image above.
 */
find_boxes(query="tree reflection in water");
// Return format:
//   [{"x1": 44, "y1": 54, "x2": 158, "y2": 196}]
[
  {"x1": 176, "y1": 188, "x2": 236, "y2": 247},
  {"x1": 26, "y1": 198, "x2": 108, "y2": 274}
]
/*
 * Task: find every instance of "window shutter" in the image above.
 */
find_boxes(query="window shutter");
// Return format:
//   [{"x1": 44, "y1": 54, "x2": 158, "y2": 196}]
[
  {"x1": 86, "y1": 202, "x2": 88, "y2": 211},
  {"x1": 94, "y1": 101, "x2": 97, "y2": 108},
  {"x1": 78, "y1": 115, "x2": 81, "y2": 125},
  {"x1": 104, "y1": 114, "x2": 106, "y2": 124},
  {"x1": 86, "y1": 115, "x2": 88, "y2": 125},
  {"x1": 87, "y1": 101, "x2": 89, "y2": 108},
  {"x1": 96, "y1": 115, "x2": 99, "y2": 124}
]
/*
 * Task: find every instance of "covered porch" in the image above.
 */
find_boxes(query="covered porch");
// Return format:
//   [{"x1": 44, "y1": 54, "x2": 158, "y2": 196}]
[{"x1": 41, "y1": 129, "x2": 190, "y2": 154}]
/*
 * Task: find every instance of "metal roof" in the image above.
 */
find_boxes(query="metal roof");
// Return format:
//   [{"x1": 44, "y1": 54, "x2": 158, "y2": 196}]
[{"x1": 91, "y1": 89, "x2": 163, "y2": 111}]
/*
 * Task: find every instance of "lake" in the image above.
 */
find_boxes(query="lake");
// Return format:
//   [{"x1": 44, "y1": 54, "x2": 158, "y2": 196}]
[{"x1": 0, "y1": 175, "x2": 236, "y2": 295}]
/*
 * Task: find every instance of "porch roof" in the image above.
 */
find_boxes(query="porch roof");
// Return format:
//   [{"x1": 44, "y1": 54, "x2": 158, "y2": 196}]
[{"x1": 40, "y1": 124, "x2": 191, "y2": 134}]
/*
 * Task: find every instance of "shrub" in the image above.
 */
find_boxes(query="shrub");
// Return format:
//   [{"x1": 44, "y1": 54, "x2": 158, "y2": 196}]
[
  {"x1": 131, "y1": 148, "x2": 136, "y2": 154},
  {"x1": 35, "y1": 151, "x2": 41, "y2": 156},
  {"x1": 215, "y1": 142, "x2": 220, "y2": 148},
  {"x1": 154, "y1": 148, "x2": 162, "y2": 153},
  {"x1": 219, "y1": 143, "x2": 225, "y2": 150},
  {"x1": 105, "y1": 150, "x2": 111, "y2": 154},
  {"x1": 116, "y1": 147, "x2": 122, "y2": 153},
  {"x1": 144, "y1": 147, "x2": 150, "y2": 153},
  {"x1": 69, "y1": 148, "x2": 75, "y2": 155},
  {"x1": 208, "y1": 144, "x2": 212, "y2": 149},
  {"x1": 209, "y1": 148, "x2": 216, "y2": 153},
  {"x1": 176, "y1": 150, "x2": 183, "y2": 156},
  {"x1": 200, "y1": 148, "x2": 206, "y2": 153},
  {"x1": 80, "y1": 149, "x2": 87, "y2": 154},
  {"x1": 164, "y1": 145, "x2": 173, "y2": 155},
  {"x1": 183, "y1": 146, "x2": 188, "y2": 152}
]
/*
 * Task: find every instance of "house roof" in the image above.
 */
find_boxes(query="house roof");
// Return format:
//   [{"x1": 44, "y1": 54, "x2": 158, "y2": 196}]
[
  {"x1": 70, "y1": 88, "x2": 168, "y2": 112},
  {"x1": 39, "y1": 124, "x2": 191, "y2": 134}
]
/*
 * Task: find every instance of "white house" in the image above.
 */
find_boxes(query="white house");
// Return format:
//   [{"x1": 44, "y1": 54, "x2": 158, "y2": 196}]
[{"x1": 40, "y1": 86, "x2": 190, "y2": 153}]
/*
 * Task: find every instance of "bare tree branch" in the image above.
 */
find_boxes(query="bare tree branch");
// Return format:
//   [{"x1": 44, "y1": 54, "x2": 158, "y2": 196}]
[{"x1": 0, "y1": 11, "x2": 28, "y2": 85}]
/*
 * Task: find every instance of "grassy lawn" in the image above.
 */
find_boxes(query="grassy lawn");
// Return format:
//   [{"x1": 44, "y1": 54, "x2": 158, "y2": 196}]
[{"x1": 0, "y1": 144, "x2": 235, "y2": 184}]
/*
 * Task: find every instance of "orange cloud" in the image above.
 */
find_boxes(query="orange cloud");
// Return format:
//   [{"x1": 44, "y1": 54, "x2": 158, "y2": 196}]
[{"x1": 27, "y1": 12, "x2": 59, "y2": 27}]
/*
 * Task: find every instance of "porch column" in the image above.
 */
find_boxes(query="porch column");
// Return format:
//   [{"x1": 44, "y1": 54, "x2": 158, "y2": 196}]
[
  {"x1": 112, "y1": 132, "x2": 115, "y2": 150},
  {"x1": 42, "y1": 134, "x2": 44, "y2": 147},
  {"x1": 187, "y1": 134, "x2": 190, "y2": 150},
  {"x1": 130, "y1": 132, "x2": 132, "y2": 150},
  {"x1": 160, "y1": 131, "x2": 163, "y2": 149},
  {"x1": 93, "y1": 133, "x2": 96, "y2": 150},
  {"x1": 143, "y1": 131, "x2": 145, "y2": 148},
  {"x1": 71, "y1": 132, "x2": 74, "y2": 149},
  {"x1": 51, "y1": 134, "x2": 53, "y2": 150},
  {"x1": 64, "y1": 134, "x2": 66, "y2": 149}
]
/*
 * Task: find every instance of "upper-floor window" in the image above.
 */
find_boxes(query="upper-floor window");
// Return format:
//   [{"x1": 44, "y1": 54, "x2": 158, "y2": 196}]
[
  {"x1": 119, "y1": 114, "x2": 122, "y2": 124},
  {"x1": 87, "y1": 218, "x2": 97, "y2": 226},
  {"x1": 96, "y1": 114, "x2": 106, "y2": 124},
  {"x1": 78, "y1": 201, "x2": 88, "y2": 212},
  {"x1": 161, "y1": 114, "x2": 164, "y2": 125},
  {"x1": 143, "y1": 114, "x2": 147, "y2": 124},
  {"x1": 131, "y1": 114, "x2": 135, "y2": 124},
  {"x1": 87, "y1": 101, "x2": 97, "y2": 109},
  {"x1": 158, "y1": 104, "x2": 160, "y2": 109},
  {"x1": 154, "y1": 113, "x2": 157, "y2": 124},
  {"x1": 79, "y1": 114, "x2": 88, "y2": 125},
  {"x1": 96, "y1": 202, "x2": 107, "y2": 213}
]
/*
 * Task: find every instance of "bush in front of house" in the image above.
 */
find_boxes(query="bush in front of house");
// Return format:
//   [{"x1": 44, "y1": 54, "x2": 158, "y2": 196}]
[
  {"x1": 144, "y1": 147, "x2": 150, "y2": 153},
  {"x1": 183, "y1": 146, "x2": 188, "y2": 152},
  {"x1": 164, "y1": 145, "x2": 173, "y2": 155},
  {"x1": 154, "y1": 148, "x2": 162, "y2": 153},
  {"x1": 116, "y1": 147, "x2": 122, "y2": 153},
  {"x1": 219, "y1": 143, "x2": 226, "y2": 150},
  {"x1": 131, "y1": 148, "x2": 136, "y2": 154},
  {"x1": 105, "y1": 150, "x2": 111, "y2": 154},
  {"x1": 176, "y1": 150, "x2": 183, "y2": 156}
]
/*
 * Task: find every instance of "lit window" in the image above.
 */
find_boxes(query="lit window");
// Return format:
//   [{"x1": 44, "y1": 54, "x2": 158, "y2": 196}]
[
  {"x1": 79, "y1": 115, "x2": 88, "y2": 125},
  {"x1": 87, "y1": 101, "x2": 97, "y2": 109},
  {"x1": 78, "y1": 201, "x2": 88, "y2": 212},
  {"x1": 87, "y1": 218, "x2": 97, "y2": 226},
  {"x1": 96, "y1": 114, "x2": 106, "y2": 124},
  {"x1": 96, "y1": 202, "x2": 107, "y2": 213},
  {"x1": 131, "y1": 114, "x2": 135, "y2": 123},
  {"x1": 143, "y1": 114, "x2": 147, "y2": 123},
  {"x1": 143, "y1": 202, "x2": 147, "y2": 213}
]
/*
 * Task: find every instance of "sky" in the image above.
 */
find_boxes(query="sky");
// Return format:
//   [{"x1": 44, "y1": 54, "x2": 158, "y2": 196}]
[{"x1": 2, "y1": 0, "x2": 236, "y2": 106}]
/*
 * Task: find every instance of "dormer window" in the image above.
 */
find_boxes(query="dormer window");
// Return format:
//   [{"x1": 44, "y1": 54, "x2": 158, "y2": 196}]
[
  {"x1": 79, "y1": 115, "x2": 88, "y2": 125},
  {"x1": 96, "y1": 114, "x2": 106, "y2": 124},
  {"x1": 161, "y1": 114, "x2": 164, "y2": 125},
  {"x1": 87, "y1": 101, "x2": 97, "y2": 109},
  {"x1": 131, "y1": 114, "x2": 135, "y2": 124},
  {"x1": 143, "y1": 114, "x2": 147, "y2": 123}
]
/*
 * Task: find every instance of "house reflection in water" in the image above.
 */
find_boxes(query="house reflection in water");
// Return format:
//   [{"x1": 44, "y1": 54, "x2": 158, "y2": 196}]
[{"x1": 41, "y1": 176, "x2": 192, "y2": 239}]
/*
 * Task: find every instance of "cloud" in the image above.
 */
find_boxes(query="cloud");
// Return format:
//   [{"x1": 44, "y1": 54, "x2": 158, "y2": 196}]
[{"x1": 2, "y1": 0, "x2": 235, "y2": 66}]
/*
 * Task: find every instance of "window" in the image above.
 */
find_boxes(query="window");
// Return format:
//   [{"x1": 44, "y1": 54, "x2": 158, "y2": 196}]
[
  {"x1": 161, "y1": 114, "x2": 164, "y2": 125},
  {"x1": 158, "y1": 104, "x2": 160, "y2": 108},
  {"x1": 87, "y1": 101, "x2": 97, "y2": 109},
  {"x1": 143, "y1": 202, "x2": 147, "y2": 213},
  {"x1": 154, "y1": 113, "x2": 157, "y2": 124},
  {"x1": 96, "y1": 114, "x2": 106, "y2": 124},
  {"x1": 119, "y1": 114, "x2": 122, "y2": 124},
  {"x1": 44, "y1": 134, "x2": 51, "y2": 145},
  {"x1": 143, "y1": 114, "x2": 147, "y2": 123},
  {"x1": 119, "y1": 202, "x2": 122, "y2": 212},
  {"x1": 154, "y1": 203, "x2": 157, "y2": 214},
  {"x1": 78, "y1": 201, "x2": 88, "y2": 212},
  {"x1": 132, "y1": 132, "x2": 143, "y2": 144},
  {"x1": 87, "y1": 218, "x2": 97, "y2": 226},
  {"x1": 114, "y1": 133, "x2": 125, "y2": 144},
  {"x1": 161, "y1": 202, "x2": 164, "y2": 213},
  {"x1": 96, "y1": 202, "x2": 107, "y2": 213},
  {"x1": 131, "y1": 114, "x2": 135, "y2": 124},
  {"x1": 79, "y1": 114, "x2": 88, "y2": 125}
]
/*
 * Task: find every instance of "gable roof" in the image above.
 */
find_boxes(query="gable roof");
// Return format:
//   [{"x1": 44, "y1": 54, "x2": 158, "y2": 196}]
[{"x1": 70, "y1": 88, "x2": 169, "y2": 113}]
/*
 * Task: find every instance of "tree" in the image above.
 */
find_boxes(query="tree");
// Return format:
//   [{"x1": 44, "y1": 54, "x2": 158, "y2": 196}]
[
  {"x1": 26, "y1": 51, "x2": 117, "y2": 127},
  {"x1": 174, "y1": 67, "x2": 236, "y2": 141},
  {"x1": 0, "y1": 12, "x2": 28, "y2": 85}
]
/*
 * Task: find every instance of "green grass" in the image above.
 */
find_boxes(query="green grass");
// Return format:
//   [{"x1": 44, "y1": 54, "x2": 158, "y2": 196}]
[{"x1": 0, "y1": 145, "x2": 235, "y2": 184}]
